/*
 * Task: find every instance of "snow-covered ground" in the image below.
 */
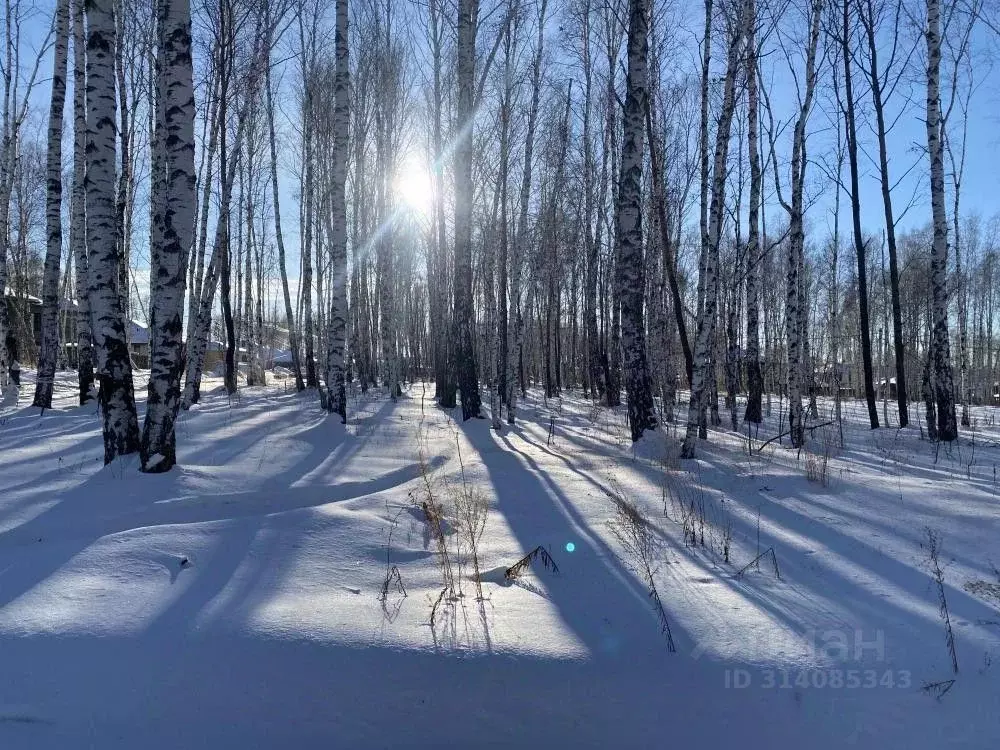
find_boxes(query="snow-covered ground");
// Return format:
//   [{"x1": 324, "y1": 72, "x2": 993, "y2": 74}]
[{"x1": 0, "y1": 370, "x2": 998, "y2": 748}]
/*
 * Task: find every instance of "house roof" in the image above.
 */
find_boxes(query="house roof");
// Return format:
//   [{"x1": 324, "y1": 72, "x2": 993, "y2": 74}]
[
  {"x1": 3, "y1": 287, "x2": 42, "y2": 305},
  {"x1": 129, "y1": 320, "x2": 150, "y2": 345}
]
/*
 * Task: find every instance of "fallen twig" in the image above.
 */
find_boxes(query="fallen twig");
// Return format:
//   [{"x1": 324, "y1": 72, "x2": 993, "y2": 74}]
[
  {"x1": 921, "y1": 679, "x2": 956, "y2": 701},
  {"x1": 736, "y1": 546, "x2": 781, "y2": 579},
  {"x1": 505, "y1": 546, "x2": 560, "y2": 580},
  {"x1": 754, "y1": 421, "x2": 835, "y2": 453}
]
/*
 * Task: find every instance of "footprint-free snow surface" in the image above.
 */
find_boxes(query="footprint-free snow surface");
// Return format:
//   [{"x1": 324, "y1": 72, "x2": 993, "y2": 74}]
[{"x1": 1, "y1": 371, "x2": 998, "y2": 748}]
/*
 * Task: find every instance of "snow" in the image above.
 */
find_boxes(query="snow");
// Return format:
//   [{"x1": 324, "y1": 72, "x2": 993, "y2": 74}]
[{"x1": 0, "y1": 372, "x2": 998, "y2": 747}]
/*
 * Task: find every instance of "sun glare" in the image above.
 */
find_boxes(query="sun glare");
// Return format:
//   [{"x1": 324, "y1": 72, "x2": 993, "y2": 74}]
[{"x1": 394, "y1": 157, "x2": 434, "y2": 219}]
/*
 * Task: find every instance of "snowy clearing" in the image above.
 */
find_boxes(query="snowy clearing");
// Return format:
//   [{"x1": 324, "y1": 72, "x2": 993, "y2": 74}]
[{"x1": 0, "y1": 371, "x2": 998, "y2": 748}]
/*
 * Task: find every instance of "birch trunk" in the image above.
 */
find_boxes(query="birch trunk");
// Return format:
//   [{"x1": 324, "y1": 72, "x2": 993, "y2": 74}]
[
  {"x1": 323, "y1": 0, "x2": 349, "y2": 421},
  {"x1": 743, "y1": 0, "x2": 763, "y2": 424},
  {"x1": 616, "y1": 0, "x2": 656, "y2": 441},
  {"x1": 266, "y1": 56, "x2": 304, "y2": 393},
  {"x1": 581, "y1": 0, "x2": 602, "y2": 399},
  {"x1": 925, "y1": 0, "x2": 957, "y2": 441},
  {"x1": 86, "y1": 0, "x2": 140, "y2": 463},
  {"x1": 187, "y1": 68, "x2": 219, "y2": 348},
  {"x1": 182, "y1": 6, "x2": 274, "y2": 407},
  {"x1": 698, "y1": 0, "x2": 712, "y2": 299},
  {"x1": 182, "y1": 109, "x2": 251, "y2": 408},
  {"x1": 645, "y1": 105, "x2": 691, "y2": 387},
  {"x1": 682, "y1": 7, "x2": 744, "y2": 458},
  {"x1": 33, "y1": 0, "x2": 70, "y2": 409},
  {"x1": 861, "y1": 0, "x2": 907, "y2": 427},
  {"x1": 427, "y1": 0, "x2": 452, "y2": 405},
  {"x1": 843, "y1": 0, "x2": 879, "y2": 431},
  {"x1": 375, "y1": 109, "x2": 397, "y2": 397},
  {"x1": 72, "y1": 0, "x2": 94, "y2": 404},
  {"x1": 778, "y1": 0, "x2": 821, "y2": 450},
  {"x1": 545, "y1": 83, "x2": 572, "y2": 400},
  {"x1": 453, "y1": 0, "x2": 481, "y2": 419},
  {"x1": 830, "y1": 105, "x2": 843, "y2": 444},
  {"x1": 506, "y1": 0, "x2": 547, "y2": 425},
  {"x1": 301, "y1": 71, "x2": 318, "y2": 388},
  {"x1": 956, "y1": 213, "x2": 968, "y2": 426},
  {"x1": 140, "y1": 0, "x2": 194, "y2": 472},
  {"x1": 492, "y1": 14, "x2": 514, "y2": 430}
]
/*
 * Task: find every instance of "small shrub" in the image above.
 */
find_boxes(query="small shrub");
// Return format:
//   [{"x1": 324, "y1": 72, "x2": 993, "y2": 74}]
[
  {"x1": 606, "y1": 490, "x2": 676, "y2": 653},
  {"x1": 925, "y1": 528, "x2": 959, "y2": 674}
]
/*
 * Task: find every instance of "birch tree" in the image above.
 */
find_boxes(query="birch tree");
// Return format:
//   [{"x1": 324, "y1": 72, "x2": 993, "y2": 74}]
[
  {"x1": 322, "y1": 0, "x2": 349, "y2": 421},
  {"x1": 373, "y1": 1, "x2": 402, "y2": 399},
  {"x1": 425, "y1": 0, "x2": 452, "y2": 404},
  {"x1": 140, "y1": 0, "x2": 195, "y2": 472},
  {"x1": 297, "y1": 0, "x2": 319, "y2": 388},
  {"x1": 182, "y1": 6, "x2": 272, "y2": 408},
  {"x1": 72, "y1": 0, "x2": 94, "y2": 404},
  {"x1": 924, "y1": 0, "x2": 957, "y2": 441},
  {"x1": 490, "y1": 0, "x2": 517, "y2": 430},
  {"x1": 616, "y1": 0, "x2": 656, "y2": 441},
  {"x1": 505, "y1": 0, "x2": 547, "y2": 425},
  {"x1": 86, "y1": 0, "x2": 140, "y2": 462},
  {"x1": 859, "y1": 0, "x2": 909, "y2": 427},
  {"x1": 453, "y1": 0, "x2": 482, "y2": 420},
  {"x1": 33, "y1": 0, "x2": 70, "y2": 409},
  {"x1": 682, "y1": 0, "x2": 746, "y2": 458},
  {"x1": 266, "y1": 41, "x2": 304, "y2": 392},
  {"x1": 761, "y1": 0, "x2": 822, "y2": 450},
  {"x1": 839, "y1": 0, "x2": 879, "y2": 430},
  {"x1": 743, "y1": 0, "x2": 764, "y2": 425}
]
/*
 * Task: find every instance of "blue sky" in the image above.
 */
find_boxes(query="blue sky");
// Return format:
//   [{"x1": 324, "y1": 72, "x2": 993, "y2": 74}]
[{"x1": 14, "y1": 0, "x2": 1000, "y2": 301}]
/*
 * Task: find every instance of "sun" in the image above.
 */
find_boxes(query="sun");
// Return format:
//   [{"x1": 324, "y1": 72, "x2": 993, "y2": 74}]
[{"x1": 394, "y1": 156, "x2": 434, "y2": 218}]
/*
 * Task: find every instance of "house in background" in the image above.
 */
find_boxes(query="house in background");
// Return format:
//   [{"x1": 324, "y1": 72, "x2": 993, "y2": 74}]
[
  {"x1": 7, "y1": 290, "x2": 286, "y2": 376},
  {"x1": 815, "y1": 363, "x2": 859, "y2": 398},
  {"x1": 4, "y1": 287, "x2": 42, "y2": 362},
  {"x1": 128, "y1": 320, "x2": 151, "y2": 368},
  {"x1": 203, "y1": 341, "x2": 253, "y2": 375},
  {"x1": 203, "y1": 340, "x2": 227, "y2": 372},
  {"x1": 876, "y1": 377, "x2": 898, "y2": 400},
  {"x1": 55, "y1": 298, "x2": 151, "y2": 369}
]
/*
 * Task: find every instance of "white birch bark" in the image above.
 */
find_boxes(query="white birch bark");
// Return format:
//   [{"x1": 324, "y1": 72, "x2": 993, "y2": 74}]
[
  {"x1": 842, "y1": 0, "x2": 879, "y2": 431},
  {"x1": 187, "y1": 68, "x2": 220, "y2": 349},
  {"x1": 298, "y1": 13, "x2": 318, "y2": 389},
  {"x1": 491, "y1": 13, "x2": 515, "y2": 431},
  {"x1": 33, "y1": 0, "x2": 70, "y2": 409},
  {"x1": 681, "y1": 4, "x2": 745, "y2": 458},
  {"x1": 182, "y1": 10, "x2": 273, "y2": 407},
  {"x1": 72, "y1": 0, "x2": 95, "y2": 404},
  {"x1": 374, "y1": 80, "x2": 398, "y2": 396},
  {"x1": 453, "y1": 0, "x2": 482, "y2": 419},
  {"x1": 86, "y1": 0, "x2": 140, "y2": 463},
  {"x1": 743, "y1": 0, "x2": 763, "y2": 425},
  {"x1": 580, "y1": 0, "x2": 602, "y2": 401},
  {"x1": 427, "y1": 0, "x2": 451, "y2": 401},
  {"x1": 140, "y1": 0, "x2": 195, "y2": 472},
  {"x1": 323, "y1": 0, "x2": 349, "y2": 421},
  {"x1": 182, "y1": 104, "x2": 252, "y2": 408},
  {"x1": 925, "y1": 0, "x2": 957, "y2": 440},
  {"x1": 783, "y1": 0, "x2": 822, "y2": 449},
  {"x1": 617, "y1": 0, "x2": 656, "y2": 442},
  {"x1": 757, "y1": 0, "x2": 821, "y2": 449}
]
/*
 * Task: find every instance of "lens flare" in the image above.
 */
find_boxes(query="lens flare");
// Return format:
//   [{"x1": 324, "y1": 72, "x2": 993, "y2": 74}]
[{"x1": 394, "y1": 157, "x2": 434, "y2": 218}]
